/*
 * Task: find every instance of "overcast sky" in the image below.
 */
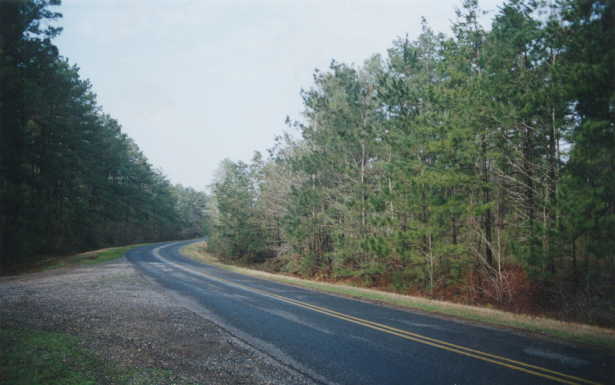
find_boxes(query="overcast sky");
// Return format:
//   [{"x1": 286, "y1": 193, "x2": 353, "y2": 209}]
[{"x1": 55, "y1": 0, "x2": 504, "y2": 190}]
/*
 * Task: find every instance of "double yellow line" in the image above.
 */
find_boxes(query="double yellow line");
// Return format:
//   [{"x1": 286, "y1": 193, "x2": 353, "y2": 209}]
[{"x1": 154, "y1": 244, "x2": 602, "y2": 385}]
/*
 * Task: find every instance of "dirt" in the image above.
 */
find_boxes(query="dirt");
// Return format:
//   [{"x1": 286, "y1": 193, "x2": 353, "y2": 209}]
[{"x1": 0, "y1": 258, "x2": 315, "y2": 385}]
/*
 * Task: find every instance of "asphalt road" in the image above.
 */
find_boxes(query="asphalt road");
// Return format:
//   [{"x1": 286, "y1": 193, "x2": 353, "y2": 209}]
[{"x1": 127, "y1": 240, "x2": 613, "y2": 385}]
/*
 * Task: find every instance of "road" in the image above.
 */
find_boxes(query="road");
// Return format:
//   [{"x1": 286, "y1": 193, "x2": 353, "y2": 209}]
[{"x1": 127, "y1": 240, "x2": 613, "y2": 385}]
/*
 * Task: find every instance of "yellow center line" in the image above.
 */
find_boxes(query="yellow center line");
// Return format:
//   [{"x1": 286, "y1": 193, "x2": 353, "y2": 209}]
[
  {"x1": 263, "y1": 293, "x2": 599, "y2": 385},
  {"x1": 270, "y1": 295, "x2": 601, "y2": 385},
  {"x1": 153, "y1": 244, "x2": 602, "y2": 385}
]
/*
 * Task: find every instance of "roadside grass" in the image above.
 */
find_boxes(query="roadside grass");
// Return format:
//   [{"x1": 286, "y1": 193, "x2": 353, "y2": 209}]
[
  {"x1": 9, "y1": 243, "x2": 153, "y2": 275},
  {"x1": 75, "y1": 245, "x2": 143, "y2": 266},
  {"x1": 181, "y1": 241, "x2": 615, "y2": 350},
  {"x1": 0, "y1": 328, "x2": 190, "y2": 385}
]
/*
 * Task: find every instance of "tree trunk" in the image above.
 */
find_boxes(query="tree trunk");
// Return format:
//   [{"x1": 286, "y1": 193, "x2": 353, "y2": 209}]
[{"x1": 481, "y1": 134, "x2": 494, "y2": 266}]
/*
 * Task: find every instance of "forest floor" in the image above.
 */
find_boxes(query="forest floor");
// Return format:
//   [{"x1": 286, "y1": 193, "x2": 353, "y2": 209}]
[
  {"x1": 0, "y1": 250, "x2": 313, "y2": 385},
  {"x1": 181, "y1": 242, "x2": 615, "y2": 351}
]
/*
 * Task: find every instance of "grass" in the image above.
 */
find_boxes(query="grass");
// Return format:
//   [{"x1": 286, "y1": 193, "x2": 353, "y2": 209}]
[
  {"x1": 0, "y1": 328, "x2": 188, "y2": 385},
  {"x1": 1, "y1": 243, "x2": 153, "y2": 276},
  {"x1": 181, "y1": 242, "x2": 615, "y2": 351},
  {"x1": 23, "y1": 243, "x2": 152, "y2": 273},
  {"x1": 76, "y1": 245, "x2": 143, "y2": 266}
]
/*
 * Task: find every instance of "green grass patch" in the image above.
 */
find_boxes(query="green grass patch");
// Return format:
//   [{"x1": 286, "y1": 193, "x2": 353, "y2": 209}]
[
  {"x1": 1, "y1": 243, "x2": 154, "y2": 276},
  {"x1": 36, "y1": 243, "x2": 151, "y2": 272},
  {"x1": 76, "y1": 245, "x2": 140, "y2": 265},
  {"x1": 0, "y1": 328, "x2": 191, "y2": 385},
  {"x1": 0, "y1": 328, "x2": 97, "y2": 385},
  {"x1": 181, "y1": 242, "x2": 615, "y2": 350}
]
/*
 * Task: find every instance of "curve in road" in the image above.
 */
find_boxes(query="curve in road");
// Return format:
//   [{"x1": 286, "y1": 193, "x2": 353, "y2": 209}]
[{"x1": 127, "y1": 240, "x2": 613, "y2": 385}]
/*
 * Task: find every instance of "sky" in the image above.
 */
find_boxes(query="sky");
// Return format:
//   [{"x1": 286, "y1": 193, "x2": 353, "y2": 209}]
[{"x1": 54, "y1": 0, "x2": 504, "y2": 190}]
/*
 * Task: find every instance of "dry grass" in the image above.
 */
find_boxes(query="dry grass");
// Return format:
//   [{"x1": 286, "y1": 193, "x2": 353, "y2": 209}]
[
  {"x1": 180, "y1": 242, "x2": 615, "y2": 350},
  {"x1": 181, "y1": 242, "x2": 221, "y2": 265}
]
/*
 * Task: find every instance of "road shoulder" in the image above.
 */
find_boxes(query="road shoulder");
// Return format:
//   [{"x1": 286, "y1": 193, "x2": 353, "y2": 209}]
[{"x1": 0, "y1": 254, "x2": 315, "y2": 385}]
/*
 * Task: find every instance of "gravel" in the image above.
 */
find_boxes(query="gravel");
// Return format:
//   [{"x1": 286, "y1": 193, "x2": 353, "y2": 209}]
[{"x1": 0, "y1": 258, "x2": 316, "y2": 385}]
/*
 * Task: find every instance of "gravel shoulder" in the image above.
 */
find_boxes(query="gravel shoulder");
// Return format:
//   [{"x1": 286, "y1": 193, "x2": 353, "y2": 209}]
[{"x1": 0, "y1": 257, "x2": 314, "y2": 385}]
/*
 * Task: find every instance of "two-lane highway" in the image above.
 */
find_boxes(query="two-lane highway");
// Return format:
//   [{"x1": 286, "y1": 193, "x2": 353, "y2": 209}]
[{"x1": 127, "y1": 240, "x2": 613, "y2": 385}]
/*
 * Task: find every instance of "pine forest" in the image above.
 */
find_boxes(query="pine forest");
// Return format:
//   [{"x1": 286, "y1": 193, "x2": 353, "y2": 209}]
[
  {"x1": 1, "y1": 0, "x2": 613, "y2": 327},
  {"x1": 0, "y1": 0, "x2": 208, "y2": 272},
  {"x1": 206, "y1": 0, "x2": 615, "y2": 326}
]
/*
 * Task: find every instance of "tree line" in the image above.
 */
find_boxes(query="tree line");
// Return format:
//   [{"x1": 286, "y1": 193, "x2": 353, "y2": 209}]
[
  {"x1": 0, "y1": 0, "x2": 208, "y2": 273},
  {"x1": 208, "y1": 0, "x2": 614, "y2": 325}
]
